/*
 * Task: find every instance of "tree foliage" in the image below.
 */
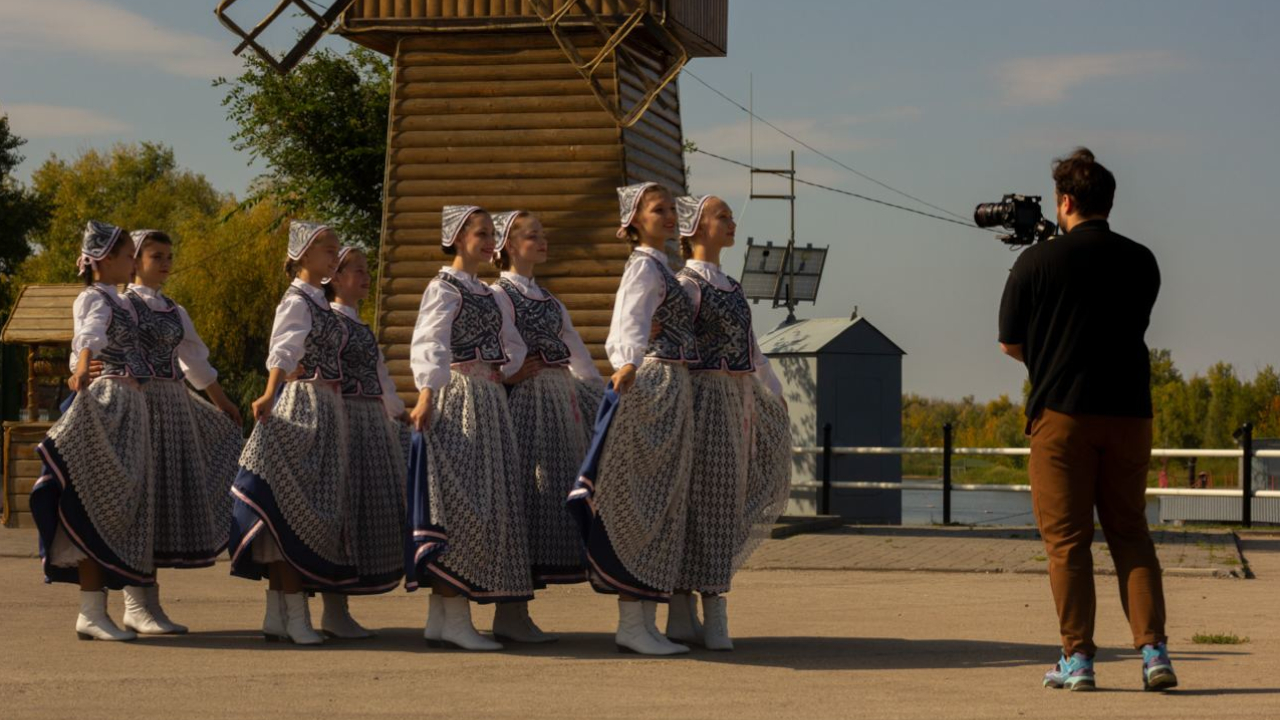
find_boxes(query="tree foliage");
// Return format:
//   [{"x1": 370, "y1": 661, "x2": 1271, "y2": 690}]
[
  {"x1": 0, "y1": 115, "x2": 52, "y2": 307},
  {"x1": 214, "y1": 46, "x2": 391, "y2": 247}
]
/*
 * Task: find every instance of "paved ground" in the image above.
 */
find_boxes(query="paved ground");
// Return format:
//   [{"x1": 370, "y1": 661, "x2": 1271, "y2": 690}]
[{"x1": 2, "y1": 528, "x2": 1277, "y2": 720}]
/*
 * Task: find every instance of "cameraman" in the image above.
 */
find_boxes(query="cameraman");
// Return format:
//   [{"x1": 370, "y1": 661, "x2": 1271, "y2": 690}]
[{"x1": 998, "y1": 148, "x2": 1176, "y2": 692}]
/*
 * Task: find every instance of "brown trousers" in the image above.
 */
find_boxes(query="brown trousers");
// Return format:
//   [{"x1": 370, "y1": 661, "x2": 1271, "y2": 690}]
[{"x1": 1028, "y1": 410, "x2": 1168, "y2": 657}]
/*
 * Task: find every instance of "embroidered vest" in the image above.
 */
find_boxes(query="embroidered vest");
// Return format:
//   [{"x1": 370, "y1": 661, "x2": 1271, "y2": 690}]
[
  {"x1": 495, "y1": 277, "x2": 572, "y2": 366},
  {"x1": 678, "y1": 270, "x2": 756, "y2": 372},
  {"x1": 125, "y1": 289, "x2": 185, "y2": 380},
  {"x1": 88, "y1": 286, "x2": 152, "y2": 379},
  {"x1": 285, "y1": 286, "x2": 347, "y2": 382},
  {"x1": 629, "y1": 252, "x2": 697, "y2": 362},
  {"x1": 437, "y1": 273, "x2": 508, "y2": 365},
  {"x1": 333, "y1": 310, "x2": 383, "y2": 398}
]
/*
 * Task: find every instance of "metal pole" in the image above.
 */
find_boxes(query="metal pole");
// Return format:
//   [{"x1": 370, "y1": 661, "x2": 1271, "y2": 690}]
[
  {"x1": 942, "y1": 422, "x2": 953, "y2": 524},
  {"x1": 821, "y1": 422, "x2": 833, "y2": 516},
  {"x1": 1240, "y1": 423, "x2": 1254, "y2": 528}
]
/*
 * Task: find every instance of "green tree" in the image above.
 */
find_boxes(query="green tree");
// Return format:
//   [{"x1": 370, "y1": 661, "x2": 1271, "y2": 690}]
[
  {"x1": 214, "y1": 46, "x2": 391, "y2": 247},
  {"x1": 0, "y1": 114, "x2": 52, "y2": 308}
]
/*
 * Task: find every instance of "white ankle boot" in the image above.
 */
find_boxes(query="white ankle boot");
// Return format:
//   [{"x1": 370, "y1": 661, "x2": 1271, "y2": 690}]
[
  {"x1": 423, "y1": 593, "x2": 445, "y2": 646},
  {"x1": 439, "y1": 595, "x2": 502, "y2": 651},
  {"x1": 145, "y1": 585, "x2": 187, "y2": 634},
  {"x1": 665, "y1": 593, "x2": 704, "y2": 645},
  {"x1": 321, "y1": 593, "x2": 374, "y2": 639},
  {"x1": 617, "y1": 600, "x2": 688, "y2": 656},
  {"x1": 492, "y1": 601, "x2": 558, "y2": 644},
  {"x1": 122, "y1": 585, "x2": 169, "y2": 635},
  {"x1": 282, "y1": 592, "x2": 325, "y2": 645},
  {"x1": 701, "y1": 595, "x2": 733, "y2": 651},
  {"x1": 263, "y1": 590, "x2": 287, "y2": 642},
  {"x1": 76, "y1": 590, "x2": 136, "y2": 641}
]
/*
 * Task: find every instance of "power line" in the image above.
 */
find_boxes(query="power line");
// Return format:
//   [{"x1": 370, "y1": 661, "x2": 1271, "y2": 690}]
[
  {"x1": 683, "y1": 69, "x2": 973, "y2": 223},
  {"x1": 690, "y1": 146, "x2": 986, "y2": 231}
]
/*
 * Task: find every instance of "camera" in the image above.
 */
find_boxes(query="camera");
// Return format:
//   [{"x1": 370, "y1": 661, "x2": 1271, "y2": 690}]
[{"x1": 974, "y1": 194, "x2": 1057, "y2": 246}]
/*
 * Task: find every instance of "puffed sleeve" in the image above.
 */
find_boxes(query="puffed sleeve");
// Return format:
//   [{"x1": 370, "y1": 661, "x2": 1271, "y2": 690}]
[
  {"x1": 410, "y1": 279, "x2": 460, "y2": 392},
  {"x1": 377, "y1": 348, "x2": 406, "y2": 418},
  {"x1": 497, "y1": 289, "x2": 529, "y2": 380},
  {"x1": 265, "y1": 293, "x2": 311, "y2": 374},
  {"x1": 69, "y1": 290, "x2": 113, "y2": 372},
  {"x1": 605, "y1": 258, "x2": 665, "y2": 370},
  {"x1": 559, "y1": 300, "x2": 603, "y2": 384},
  {"x1": 677, "y1": 272, "x2": 703, "y2": 315},
  {"x1": 174, "y1": 304, "x2": 218, "y2": 390}
]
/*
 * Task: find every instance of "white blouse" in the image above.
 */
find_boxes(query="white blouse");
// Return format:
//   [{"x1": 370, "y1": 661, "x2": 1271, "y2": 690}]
[
  {"x1": 677, "y1": 259, "x2": 784, "y2": 398},
  {"x1": 266, "y1": 278, "x2": 330, "y2": 374},
  {"x1": 125, "y1": 284, "x2": 219, "y2": 390},
  {"x1": 491, "y1": 271, "x2": 602, "y2": 385},
  {"x1": 69, "y1": 283, "x2": 135, "y2": 372},
  {"x1": 332, "y1": 302, "x2": 407, "y2": 419},
  {"x1": 409, "y1": 266, "x2": 528, "y2": 392},
  {"x1": 605, "y1": 245, "x2": 688, "y2": 370}
]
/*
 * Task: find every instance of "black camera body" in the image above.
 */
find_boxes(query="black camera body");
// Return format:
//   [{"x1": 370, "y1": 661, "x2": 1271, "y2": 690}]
[{"x1": 974, "y1": 194, "x2": 1057, "y2": 246}]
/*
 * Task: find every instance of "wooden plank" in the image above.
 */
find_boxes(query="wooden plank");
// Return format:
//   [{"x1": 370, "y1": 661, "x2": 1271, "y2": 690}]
[
  {"x1": 399, "y1": 63, "x2": 584, "y2": 83},
  {"x1": 390, "y1": 144, "x2": 621, "y2": 164},
  {"x1": 390, "y1": 177, "x2": 616, "y2": 196},
  {"x1": 385, "y1": 241, "x2": 631, "y2": 260},
  {"x1": 388, "y1": 195, "x2": 616, "y2": 213},
  {"x1": 4, "y1": 511, "x2": 34, "y2": 529},
  {"x1": 395, "y1": 95, "x2": 605, "y2": 116},
  {"x1": 11, "y1": 460, "x2": 42, "y2": 480},
  {"x1": 387, "y1": 258, "x2": 623, "y2": 278},
  {"x1": 391, "y1": 160, "x2": 618, "y2": 180},
  {"x1": 393, "y1": 128, "x2": 619, "y2": 148},
  {"x1": 397, "y1": 78, "x2": 612, "y2": 100},
  {"x1": 395, "y1": 111, "x2": 615, "y2": 132},
  {"x1": 398, "y1": 47, "x2": 598, "y2": 66}
]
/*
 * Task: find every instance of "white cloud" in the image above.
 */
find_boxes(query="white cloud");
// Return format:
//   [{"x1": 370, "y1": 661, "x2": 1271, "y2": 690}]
[
  {"x1": 0, "y1": 0, "x2": 242, "y2": 79},
  {"x1": 995, "y1": 51, "x2": 1182, "y2": 106},
  {"x1": 2, "y1": 103, "x2": 131, "y2": 138}
]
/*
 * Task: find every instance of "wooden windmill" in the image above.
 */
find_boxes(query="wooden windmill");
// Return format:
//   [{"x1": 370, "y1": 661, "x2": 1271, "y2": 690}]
[{"x1": 213, "y1": 0, "x2": 728, "y2": 402}]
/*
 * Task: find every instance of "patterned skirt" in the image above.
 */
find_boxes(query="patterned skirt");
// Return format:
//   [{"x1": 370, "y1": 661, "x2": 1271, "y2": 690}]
[
  {"x1": 341, "y1": 396, "x2": 407, "y2": 594},
  {"x1": 143, "y1": 379, "x2": 244, "y2": 568},
  {"x1": 228, "y1": 381, "x2": 356, "y2": 589},
  {"x1": 405, "y1": 363, "x2": 533, "y2": 603},
  {"x1": 675, "y1": 373, "x2": 793, "y2": 594},
  {"x1": 568, "y1": 359, "x2": 693, "y2": 601},
  {"x1": 31, "y1": 379, "x2": 155, "y2": 589},
  {"x1": 508, "y1": 367, "x2": 600, "y2": 586}
]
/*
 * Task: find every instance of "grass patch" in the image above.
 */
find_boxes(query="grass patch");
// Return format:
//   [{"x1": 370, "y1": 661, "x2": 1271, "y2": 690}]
[
  {"x1": 1032, "y1": 555, "x2": 1047, "y2": 562},
  {"x1": 1191, "y1": 632, "x2": 1249, "y2": 645}
]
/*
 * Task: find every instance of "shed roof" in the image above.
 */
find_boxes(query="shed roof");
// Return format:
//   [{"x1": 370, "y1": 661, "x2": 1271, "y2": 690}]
[
  {"x1": 759, "y1": 316, "x2": 905, "y2": 357},
  {"x1": 1, "y1": 284, "x2": 85, "y2": 345}
]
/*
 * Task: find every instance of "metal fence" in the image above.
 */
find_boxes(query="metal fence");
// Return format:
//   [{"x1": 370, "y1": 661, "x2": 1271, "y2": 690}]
[{"x1": 795, "y1": 422, "x2": 1280, "y2": 528}]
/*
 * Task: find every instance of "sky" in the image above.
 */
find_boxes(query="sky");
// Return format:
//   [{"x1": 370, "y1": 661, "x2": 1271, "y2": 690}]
[{"x1": 1, "y1": 0, "x2": 1277, "y2": 402}]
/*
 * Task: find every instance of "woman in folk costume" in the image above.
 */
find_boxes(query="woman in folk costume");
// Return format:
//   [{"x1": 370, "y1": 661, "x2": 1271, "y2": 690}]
[
  {"x1": 488, "y1": 210, "x2": 604, "y2": 642},
  {"x1": 30, "y1": 221, "x2": 153, "y2": 641},
  {"x1": 406, "y1": 205, "x2": 534, "y2": 651},
  {"x1": 565, "y1": 182, "x2": 699, "y2": 656},
  {"x1": 317, "y1": 245, "x2": 409, "y2": 638},
  {"x1": 106, "y1": 230, "x2": 244, "y2": 635},
  {"x1": 227, "y1": 221, "x2": 355, "y2": 646},
  {"x1": 669, "y1": 195, "x2": 793, "y2": 651}
]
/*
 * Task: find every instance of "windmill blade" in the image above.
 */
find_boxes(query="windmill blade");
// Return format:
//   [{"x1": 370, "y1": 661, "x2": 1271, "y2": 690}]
[{"x1": 214, "y1": 0, "x2": 358, "y2": 74}]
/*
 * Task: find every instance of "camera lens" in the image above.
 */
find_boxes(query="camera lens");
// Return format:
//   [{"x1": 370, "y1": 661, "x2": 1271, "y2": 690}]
[{"x1": 973, "y1": 201, "x2": 1013, "y2": 229}]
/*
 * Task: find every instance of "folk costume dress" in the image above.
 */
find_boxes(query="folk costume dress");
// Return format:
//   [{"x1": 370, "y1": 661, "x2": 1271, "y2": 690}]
[
  {"x1": 489, "y1": 210, "x2": 604, "y2": 587},
  {"x1": 567, "y1": 184, "x2": 699, "y2": 603},
  {"x1": 228, "y1": 227, "x2": 356, "y2": 591},
  {"x1": 330, "y1": 298, "x2": 408, "y2": 594},
  {"x1": 674, "y1": 258, "x2": 791, "y2": 594},
  {"x1": 405, "y1": 207, "x2": 534, "y2": 604},
  {"x1": 32, "y1": 222, "x2": 156, "y2": 591},
  {"x1": 125, "y1": 279, "x2": 243, "y2": 569}
]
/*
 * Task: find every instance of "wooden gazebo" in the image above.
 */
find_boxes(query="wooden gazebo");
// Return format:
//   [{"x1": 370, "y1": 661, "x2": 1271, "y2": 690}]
[{"x1": 1, "y1": 283, "x2": 80, "y2": 528}]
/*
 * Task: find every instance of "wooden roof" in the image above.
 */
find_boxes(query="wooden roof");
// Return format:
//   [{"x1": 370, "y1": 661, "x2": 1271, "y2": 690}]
[{"x1": 1, "y1": 284, "x2": 85, "y2": 345}]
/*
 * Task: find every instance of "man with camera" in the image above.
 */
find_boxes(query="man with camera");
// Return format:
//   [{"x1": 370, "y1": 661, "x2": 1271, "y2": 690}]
[{"x1": 998, "y1": 148, "x2": 1176, "y2": 692}]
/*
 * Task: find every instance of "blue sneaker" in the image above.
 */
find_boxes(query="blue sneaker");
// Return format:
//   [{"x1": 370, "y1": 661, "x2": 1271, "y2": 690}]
[
  {"x1": 1142, "y1": 643, "x2": 1178, "y2": 691},
  {"x1": 1043, "y1": 652, "x2": 1096, "y2": 691}
]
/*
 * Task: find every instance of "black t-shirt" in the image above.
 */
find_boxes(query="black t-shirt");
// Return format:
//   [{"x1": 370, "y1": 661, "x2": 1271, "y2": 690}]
[{"x1": 998, "y1": 219, "x2": 1160, "y2": 419}]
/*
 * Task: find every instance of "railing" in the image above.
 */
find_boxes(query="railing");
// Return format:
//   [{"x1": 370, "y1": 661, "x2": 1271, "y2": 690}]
[{"x1": 795, "y1": 422, "x2": 1279, "y2": 528}]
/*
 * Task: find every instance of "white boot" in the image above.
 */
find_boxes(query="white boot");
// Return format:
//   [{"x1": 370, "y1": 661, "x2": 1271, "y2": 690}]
[
  {"x1": 616, "y1": 600, "x2": 688, "y2": 656},
  {"x1": 76, "y1": 590, "x2": 136, "y2": 641},
  {"x1": 492, "y1": 601, "x2": 558, "y2": 644},
  {"x1": 145, "y1": 585, "x2": 188, "y2": 634},
  {"x1": 281, "y1": 592, "x2": 325, "y2": 645},
  {"x1": 701, "y1": 595, "x2": 733, "y2": 651},
  {"x1": 665, "y1": 593, "x2": 704, "y2": 645},
  {"x1": 122, "y1": 585, "x2": 170, "y2": 635},
  {"x1": 321, "y1": 593, "x2": 374, "y2": 639},
  {"x1": 439, "y1": 595, "x2": 502, "y2": 651},
  {"x1": 263, "y1": 590, "x2": 287, "y2": 642},
  {"x1": 423, "y1": 593, "x2": 445, "y2": 646}
]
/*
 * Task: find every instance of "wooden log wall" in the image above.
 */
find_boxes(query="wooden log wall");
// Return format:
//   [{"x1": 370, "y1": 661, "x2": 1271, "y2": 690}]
[
  {"x1": 348, "y1": 1, "x2": 629, "y2": 22},
  {"x1": 3, "y1": 422, "x2": 50, "y2": 528},
  {"x1": 377, "y1": 32, "x2": 687, "y2": 405}
]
